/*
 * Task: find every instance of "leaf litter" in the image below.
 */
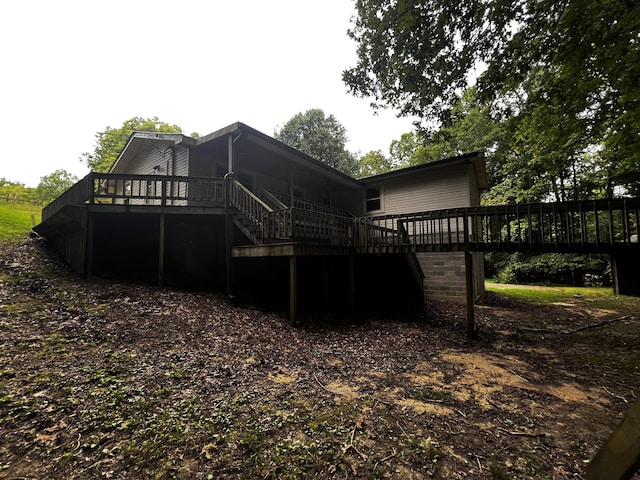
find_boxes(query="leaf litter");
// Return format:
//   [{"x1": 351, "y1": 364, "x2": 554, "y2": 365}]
[{"x1": 1, "y1": 237, "x2": 639, "y2": 479}]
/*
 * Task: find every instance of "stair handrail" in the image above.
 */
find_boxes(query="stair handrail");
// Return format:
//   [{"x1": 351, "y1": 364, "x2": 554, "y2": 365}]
[
  {"x1": 397, "y1": 220, "x2": 425, "y2": 279},
  {"x1": 227, "y1": 178, "x2": 273, "y2": 228},
  {"x1": 260, "y1": 189, "x2": 288, "y2": 210}
]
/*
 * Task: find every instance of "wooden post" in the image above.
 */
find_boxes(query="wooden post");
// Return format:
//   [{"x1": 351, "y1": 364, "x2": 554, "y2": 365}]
[
  {"x1": 225, "y1": 133, "x2": 235, "y2": 298},
  {"x1": 289, "y1": 256, "x2": 297, "y2": 326},
  {"x1": 224, "y1": 176, "x2": 234, "y2": 298},
  {"x1": 611, "y1": 254, "x2": 620, "y2": 295},
  {"x1": 158, "y1": 213, "x2": 165, "y2": 287},
  {"x1": 465, "y1": 251, "x2": 477, "y2": 339},
  {"x1": 586, "y1": 397, "x2": 640, "y2": 480}
]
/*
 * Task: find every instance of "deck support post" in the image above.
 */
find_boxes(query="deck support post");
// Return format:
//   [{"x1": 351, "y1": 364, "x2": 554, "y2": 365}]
[
  {"x1": 84, "y1": 211, "x2": 94, "y2": 279},
  {"x1": 224, "y1": 177, "x2": 234, "y2": 298},
  {"x1": 158, "y1": 213, "x2": 165, "y2": 287},
  {"x1": 465, "y1": 251, "x2": 477, "y2": 339},
  {"x1": 289, "y1": 256, "x2": 297, "y2": 326},
  {"x1": 611, "y1": 252, "x2": 640, "y2": 296}
]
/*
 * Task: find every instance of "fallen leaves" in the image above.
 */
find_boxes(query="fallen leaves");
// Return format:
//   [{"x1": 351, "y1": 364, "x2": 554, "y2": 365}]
[{"x1": 1, "y1": 238, "x2": 639, "y2": 479}]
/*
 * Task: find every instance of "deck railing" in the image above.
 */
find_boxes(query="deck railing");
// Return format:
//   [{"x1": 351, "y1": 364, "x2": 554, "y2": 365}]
[
  {"x1": 263, "y1": 208, "x2": 352, "y2": 245},
  {"x1": 269, "y1": 191, "x2": 351, "y2": 217},
  {"x1": 41, "y1": 173, "x2": 226, "y2": 221},
  {"x1": 354, "y1": 198, "x2": 640, "y2": 253},
  {"x1": 467, "y1": 199, "x2": 640, "y2": 252},
  {"x1": 42, "y1": 174, "x2": 92, "y2": 221},
  {"x1": 89, "y1": 173, "x2": 225, "y2": 206},
  {"x1": 41, "y1": 173, "x2": 640, "y2": 254}
]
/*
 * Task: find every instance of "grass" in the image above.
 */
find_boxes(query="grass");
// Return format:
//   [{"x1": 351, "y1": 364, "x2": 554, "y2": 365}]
[
  {"x1": 0, "y1": 202, "x2": 41, "y2": 243},
  {"x1": 485, "y1": 280, "x2": 640, "y2": 313}
]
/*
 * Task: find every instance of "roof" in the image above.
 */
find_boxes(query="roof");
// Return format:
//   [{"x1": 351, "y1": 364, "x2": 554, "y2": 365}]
[
  {"x1": 111, "y1": 122, "x2": 361, "y2": 189},
  {"x1": 110, "y1": 132, "x2": 194, "y2": 173},
  {"x1": 194, "y1": 122, "x2": 361, "y2": 189},
  {"x1": 359, "y1": 151, "x2": 488, "y2": 191},
  {"x1": 110, "y1": 123, "x2": 488, "y2": 191}
]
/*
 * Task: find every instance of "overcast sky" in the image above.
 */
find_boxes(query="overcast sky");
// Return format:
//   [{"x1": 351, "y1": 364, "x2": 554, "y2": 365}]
[{"x1": 1, "y1": 0, "x2": 418, "y2": 187}]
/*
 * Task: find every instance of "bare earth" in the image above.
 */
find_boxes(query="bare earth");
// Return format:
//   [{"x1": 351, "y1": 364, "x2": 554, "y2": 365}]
[{"x1": 1, "y1": 238, "x2": 639, "y2": 479}]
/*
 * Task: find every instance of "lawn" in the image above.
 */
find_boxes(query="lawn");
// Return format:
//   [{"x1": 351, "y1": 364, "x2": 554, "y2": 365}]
[
  {"x1": 0, "y1": 202, "x2": 41, "y2": 243},
  {"x1": 485, "y1": 280, "x2": 640, "y2": 316}
]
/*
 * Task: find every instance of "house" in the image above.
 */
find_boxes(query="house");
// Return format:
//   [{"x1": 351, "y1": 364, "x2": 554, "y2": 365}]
[{"x1": 35, "y1": 122, "x2": 488, "y2": 321}]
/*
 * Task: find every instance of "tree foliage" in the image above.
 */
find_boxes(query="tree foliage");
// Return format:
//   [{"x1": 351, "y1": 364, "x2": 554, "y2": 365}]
[
  {"x1": 344, "y1": 0, "x2": 640, "y2": 198},
  {"x1": 36, "y1": 170, "x2": 78, "y2": 204},
  {"x1": 274, "y1": 109, "x2": 360, "y2": 176},
  {"x1": 0, "y1": 179, "x2": 33, "y2": 204},
  {"x1": 82, "y1": 117, "x2": 183, "y2": 173},
  {"x1": 359, "y1": 150, "x2": 392, "y2": 176}
]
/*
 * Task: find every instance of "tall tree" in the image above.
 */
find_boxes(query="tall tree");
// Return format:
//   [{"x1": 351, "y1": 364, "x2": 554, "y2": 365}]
[
  {"x1": 359, "y1": 150, "x2": 392, "y2": 176},
  {"x1": 274, "y1": 109, "x2": 360, "y2": 176},
  {"x1": 344, "y1": 0, "x2": 640, "y2": 197},
  {"x1": 36, "y1": 169, "x2": 78, "y2": 204},
  {"x1": 82, "y1": 117, "x2": 183, "y2": 173}
]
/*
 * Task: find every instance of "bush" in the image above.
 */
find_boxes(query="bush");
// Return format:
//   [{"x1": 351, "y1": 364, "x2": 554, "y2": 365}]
[{"x1": 485, "y1": 252, "x2": 610, "y2": 286}]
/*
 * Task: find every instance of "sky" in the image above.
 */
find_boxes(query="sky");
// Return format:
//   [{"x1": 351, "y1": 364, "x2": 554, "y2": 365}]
[{"x1": 0, "y1": 0, "x2": 418, "y2": 187}]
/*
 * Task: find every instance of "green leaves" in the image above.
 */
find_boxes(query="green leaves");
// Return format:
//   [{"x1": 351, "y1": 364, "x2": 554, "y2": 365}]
[
  {"x1": 274, "y1": 109, "x2": 360, "y2": 176},
  {"x1": 35, "y1": 169, "x2": 78, "y2": 205},
  {"x1": 345, "y1": 0, "x2": 640, "y2": 198}
]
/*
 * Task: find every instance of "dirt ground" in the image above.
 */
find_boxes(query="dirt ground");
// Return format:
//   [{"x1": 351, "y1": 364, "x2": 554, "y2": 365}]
[{"x1": 1, "y1": 237, "x2": 639, "y2": 479}]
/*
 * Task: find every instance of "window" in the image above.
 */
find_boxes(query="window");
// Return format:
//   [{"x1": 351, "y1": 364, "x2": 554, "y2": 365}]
[{"x1": 366, "y1": 185, "x2": 382, "y2": 212}]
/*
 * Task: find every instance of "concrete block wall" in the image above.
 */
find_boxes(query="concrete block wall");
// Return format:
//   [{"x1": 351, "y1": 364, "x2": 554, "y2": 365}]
[{"x1": 417, "y1": 251, "x2": 469, "y2": 303}]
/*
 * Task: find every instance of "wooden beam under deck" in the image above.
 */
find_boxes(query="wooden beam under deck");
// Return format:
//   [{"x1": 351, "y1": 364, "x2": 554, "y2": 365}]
[
  {"x1": 232, "y1": 243, "x2": 351, "y2": 258},
  {"x1": 87, "y1": 204, "x2": 226, "y2": 216}
]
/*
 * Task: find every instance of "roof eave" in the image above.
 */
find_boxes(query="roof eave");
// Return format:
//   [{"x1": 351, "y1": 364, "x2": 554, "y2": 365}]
[{"x1": 360, "y1": 151, "x2": 488, "y2": 190}]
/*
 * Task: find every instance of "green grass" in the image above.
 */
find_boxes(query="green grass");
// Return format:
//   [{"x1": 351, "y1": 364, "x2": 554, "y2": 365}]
[
  {"x1": 485, "y1": 280, "x2": 640, "y2": 313},
  {"x1": 0, "y1": 202, "x2": 41, "y2": 243},
  {"x1": 485, "y1": 280, "x2": 611, "y2": 302}
]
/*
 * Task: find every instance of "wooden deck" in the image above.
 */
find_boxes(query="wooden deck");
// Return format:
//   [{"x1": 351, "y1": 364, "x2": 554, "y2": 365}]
[
  {"x1": 41, "y1": 173, "x2": 640, "y2": 256},
  {"x1": 36, "y1": 173, "x2": 640, "y2": 334},
  {"x1": 353, "y1": 199, "x2": 640, "y2": 255}
]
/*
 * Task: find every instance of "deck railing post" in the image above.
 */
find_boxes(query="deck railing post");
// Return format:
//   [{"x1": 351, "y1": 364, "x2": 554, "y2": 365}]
[{"x1": 88, "y1": 172, "x2": 96, "y2": 205}]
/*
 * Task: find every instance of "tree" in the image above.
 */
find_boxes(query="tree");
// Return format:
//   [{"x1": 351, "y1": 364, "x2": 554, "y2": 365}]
[
  {"x1": 343, "y1": 0, "x2": 640, "y2": 197},
  {"x1": 0, "y1": 179, "x2": 31, "y2": 203},
  {"x1": 387, "y1": 87, "x2": 506, "y2": 173},
  {"x1": 274, "y1": 109, "x2": 360, "y2": 176},
  {"x1": 36, "y1": 170, "x2": 78, "y2": 204},
  {"x1": 359, "y1": 150, "x2": 392, "y2": 176},
  {"x1": 82, "y1": 117, "x2": 183, "y2": 173}
]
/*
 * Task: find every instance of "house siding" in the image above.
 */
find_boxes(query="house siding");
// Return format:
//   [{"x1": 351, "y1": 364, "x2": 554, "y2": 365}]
[
  {"x1": 174, "y1": 146, "x2": 189, "y2": 177},
  {"x1": 365, "y1": 161, "x2": 484, "y2": 303},
  {"x1": 373, "y1": 163, "x2": 470, "y2": 216},
  {"x1": 125, "y1": 142, "x2": 175, "y2": 175}
]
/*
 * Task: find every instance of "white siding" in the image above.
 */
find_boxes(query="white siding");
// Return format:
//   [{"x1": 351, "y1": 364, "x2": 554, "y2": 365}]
[
  {"x1": 174, "y1": 146, "x2": 189, "y2": 177},
  {"x1": 378, "y1": 163, "x2": 470, "y2": 216},
  {"x1": 124, "y1": 142, "x2": 174, "y2": 175}
]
